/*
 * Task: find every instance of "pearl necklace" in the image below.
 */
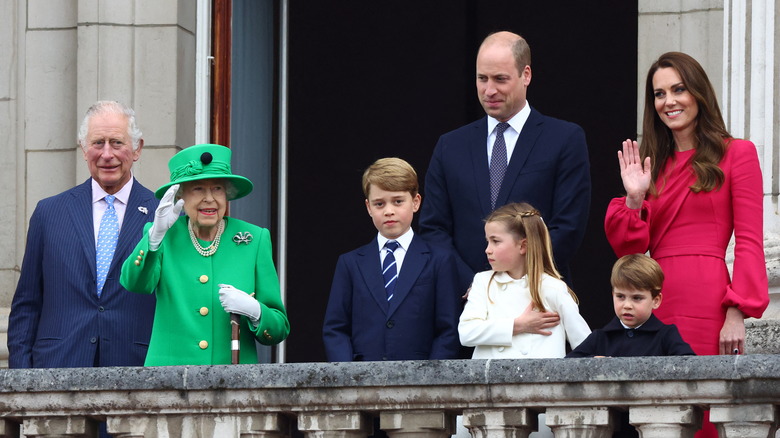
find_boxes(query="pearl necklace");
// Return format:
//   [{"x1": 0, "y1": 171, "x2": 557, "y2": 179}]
[{"x1": 188, "y1": 218, "x2": 225, "y2": 257}]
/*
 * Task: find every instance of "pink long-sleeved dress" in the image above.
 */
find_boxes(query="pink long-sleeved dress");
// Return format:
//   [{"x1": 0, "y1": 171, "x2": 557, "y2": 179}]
[{"x1": 605, "y1": 139, "x2": 768, "y2": 356}]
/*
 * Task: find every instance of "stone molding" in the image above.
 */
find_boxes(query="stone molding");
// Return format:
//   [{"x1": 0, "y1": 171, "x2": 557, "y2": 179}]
[{"x1": 0, "y1": 356, "x2": 778, "y2": 437}]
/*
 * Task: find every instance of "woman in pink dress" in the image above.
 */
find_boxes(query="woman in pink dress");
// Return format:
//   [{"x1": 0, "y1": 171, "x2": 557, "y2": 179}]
[{"x1": 605, "y1": 52, "x2": 768, "y2": 437}]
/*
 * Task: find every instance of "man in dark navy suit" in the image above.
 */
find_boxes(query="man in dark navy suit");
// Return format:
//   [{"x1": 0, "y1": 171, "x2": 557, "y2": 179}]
[
  {"x1": 420, "y1": 31, "x2": 591, "y2": 333},
  {"x1": 8, "y1": 101, "x2": 158, "y2": 369}
]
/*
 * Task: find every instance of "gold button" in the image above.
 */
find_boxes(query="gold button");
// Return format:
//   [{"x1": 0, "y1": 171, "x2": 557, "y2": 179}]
[
  {"x1": 199, "y1": 307, "x2": 209, "y2": 316},
  {"x1": 199, "y1": 275, "x2": 209, "y2": 284},
  {"x1": 137, "y1": 255, "x2": 142, "y2": 261},
  {"x1": 134, "y1": 260, "x2": 140, "y2": 266},
  {"x1": 139, "y1": 250, "x2": 144, "y2": 256},
  {"x1": 199, "y1": 340, "x2": 208, "y2": 349},
  {"x1": 263, "y1": 330, "x2": 272, "y2": 340}
]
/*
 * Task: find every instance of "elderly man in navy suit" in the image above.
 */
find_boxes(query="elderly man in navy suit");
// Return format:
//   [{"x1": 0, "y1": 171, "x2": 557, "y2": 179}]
[
  {"x1": 420, "y1": 31, "x2": 591, "y2": 335},
  {"x1": 9, "y1": 100, "x2": 158, "y2": 369}
]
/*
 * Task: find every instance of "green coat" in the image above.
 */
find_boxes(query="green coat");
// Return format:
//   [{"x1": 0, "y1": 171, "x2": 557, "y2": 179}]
[{"x1": 120, "y1": 216, "x2": 289, "y2": 365}]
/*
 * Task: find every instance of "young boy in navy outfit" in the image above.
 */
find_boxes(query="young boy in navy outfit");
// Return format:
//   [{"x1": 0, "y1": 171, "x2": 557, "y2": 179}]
[
  {"x1": 323, "y1": 158, "x2": 461, "y2": 361},
  {"x1": 567, "y1": 254, "x2": 694, "y2": 357}
]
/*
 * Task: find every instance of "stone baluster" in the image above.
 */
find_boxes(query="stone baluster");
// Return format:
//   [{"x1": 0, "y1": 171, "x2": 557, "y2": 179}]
[
  {"x1": 629, "y1": 405, "x2": 701, "y2": 437},
  {"x1": 106, "y1": 416, "x2": 150, "y2": 438},
  {"x1": 545, "y1": 407, "x2": 614, "y2": 438},
  {"x1": 380, "y1": 410, "x2": 454, "y2": 437},
  {"x1": 0, "y1": 420, "x2": 20, "y2": 438},
  {"x1": 23, "y1": 417, "x2": 98, "y2": 438},
  {"x1": 297, "y1": 412, "x2": 371, "y2": 438},
  {"x1": 461, "y1": 408, "x2": 537, "y2": 438},
  {"x1": 710, "y1": 403, "x2": 779, "y2": 438},
  {"x1": 238, "y1": 413, "x2": 291, "y2": 438}
]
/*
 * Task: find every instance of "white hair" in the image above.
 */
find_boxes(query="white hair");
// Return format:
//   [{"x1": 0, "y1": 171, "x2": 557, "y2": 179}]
[{"x1": 77, "y1": 101, "x2": 143, "y2": 150}]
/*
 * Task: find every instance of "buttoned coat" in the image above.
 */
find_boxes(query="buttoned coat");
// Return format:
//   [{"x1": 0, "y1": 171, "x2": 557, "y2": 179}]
[
  {"x1": 459, "y1": 271, "x2": 591, "y2": 359},
  {"x1": 120, "y1": 216, "x2": 289, "y2": 365},
  {"x1": 8, "y1": 178, "x2": 158, "y2": 368},
  {"x1": 566, "y1": 315, "x2": 695, "y2": 358},
  {"x1": 322, "y1": 235, "x2": 461, "y2": 361},
  {"x1": 420, "y1": 108, "x2": 591, "y2": 288}
]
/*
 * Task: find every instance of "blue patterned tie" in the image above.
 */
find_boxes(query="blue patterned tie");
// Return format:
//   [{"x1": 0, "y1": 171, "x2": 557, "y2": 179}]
[
  {"x1": 490, "y1": 122, "x2": 510, "y2": 209},
  {"x1": 96, "y1": 195, "x2": 119, "y2": 297},
  {"x1": 382, "y1": 241, "x2": 399, "y2": 302}
]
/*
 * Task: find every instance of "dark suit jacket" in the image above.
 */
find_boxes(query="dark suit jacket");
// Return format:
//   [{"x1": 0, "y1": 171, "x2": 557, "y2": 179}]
[
  {"x1": 8, "y1": 178, "x2": 159, "y2": 368},
  {"x1": 419, "y1": 108, "x2": 591, "y2": 287},
  {"x1": 565, "y1": 314, "x2": 695, "y2": 357},
  {"x1": 322, "y1": 234, "x2": 461, "y2": 361}
]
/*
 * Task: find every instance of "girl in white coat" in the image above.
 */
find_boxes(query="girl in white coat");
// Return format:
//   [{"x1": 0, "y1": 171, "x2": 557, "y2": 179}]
[{"x1": 459, "y1": 202, "x2": 591, "y2": 359}]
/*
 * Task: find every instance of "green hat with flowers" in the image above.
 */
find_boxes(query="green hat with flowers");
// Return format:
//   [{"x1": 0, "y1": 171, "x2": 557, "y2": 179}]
[{"x1": 155, "y1": 144, "x2": 253, "y2": 200}]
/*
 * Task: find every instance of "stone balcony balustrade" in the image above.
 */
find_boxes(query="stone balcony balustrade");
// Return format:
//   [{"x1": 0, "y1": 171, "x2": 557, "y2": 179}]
[{"x1": 0, "y1": 355, "x2": 778, "y2": 438}]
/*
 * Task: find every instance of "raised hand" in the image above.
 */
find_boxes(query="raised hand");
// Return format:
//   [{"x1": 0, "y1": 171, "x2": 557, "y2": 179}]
[
  {"x1": 149, "y1": 184, "x2": 184, "y2": 250},
  {"x1": 617, "y1": 139, "x2": 652, "y2": 209}
]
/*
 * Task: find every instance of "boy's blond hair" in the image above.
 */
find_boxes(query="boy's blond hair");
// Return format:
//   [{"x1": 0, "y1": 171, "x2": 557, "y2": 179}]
[
  {"x1": 610, "y1": 254, "x2": 664, "y2": 297},
  {"x1": 362, "y1": 157, "x2": 419, "y2": 198}
]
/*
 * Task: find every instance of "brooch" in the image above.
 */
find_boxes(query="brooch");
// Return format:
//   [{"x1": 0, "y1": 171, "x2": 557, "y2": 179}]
[
  {"x1": 138, "y1": 206, "x2": 148, "y2": 214},
  {"x1": 233, "y1": 231, "x2": 253, "y2": 245}
]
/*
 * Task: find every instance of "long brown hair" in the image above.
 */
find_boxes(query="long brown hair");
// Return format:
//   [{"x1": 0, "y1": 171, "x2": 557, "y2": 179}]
[
  {"x1": 484, "y1": 202, "x2": 578, "y2": 311},
  {"x1": 641, "y1": 52, "x2": 730, "y2": 194}
]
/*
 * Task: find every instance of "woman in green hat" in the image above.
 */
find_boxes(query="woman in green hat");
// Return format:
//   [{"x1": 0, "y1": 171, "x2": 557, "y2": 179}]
[{"x1": 120, "y1": 144, "x2": 289, "y2": 365}]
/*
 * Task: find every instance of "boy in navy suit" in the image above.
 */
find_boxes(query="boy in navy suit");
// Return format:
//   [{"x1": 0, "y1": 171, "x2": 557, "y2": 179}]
[
  {"x1": 323, "y1": 158, "x2": 461, "y2": 361},
  {"x1": 567, "y1": 254, "x2": 694, "y2": 358}
]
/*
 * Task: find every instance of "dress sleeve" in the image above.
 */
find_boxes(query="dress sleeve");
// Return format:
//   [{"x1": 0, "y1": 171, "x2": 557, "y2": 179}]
[
  {"x1": 604, "y1": 197, "x2": 651, "y2": 257},
  {"x1": 458, "y1": 274, "x2": 514, "y2": 347},
  {"x1": 120, "y1": 222, "x2": 162, "y2": 295},
  {"x1": 546, "y1": 278, "x2": 591, "y2": 350},
  {"x1": 722, "y1": 140, "x2": 769, "y2": 318}
]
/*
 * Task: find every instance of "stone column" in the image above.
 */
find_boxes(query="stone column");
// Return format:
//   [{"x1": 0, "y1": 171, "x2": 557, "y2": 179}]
[
  {"x1": 462, "y1": 408, "x2": 536, "y2": 438},
  {"x1": 629, "y1": 405, "x2": 701, "y2": 437},
  {"x1": 380, "y1": 410, "x2": 454, "y2": 438},
  {"x1": 710, "y1": 403, "x2": 779, "y2": 437},
  {"x1": 238, "y1": 413, "x2": 291, "y2": 438},
  {"x1": 23, "y1": 417, "x2": 98, "y2": 437},
  {"x1": 106, "y1": 416, "x2": 150, "y2": 438},
  {"x1": 297, "y1": 412, "x2": 371, "y2": 438},
  {"x1": 545, "y1": 407, "x2": 614, "y2": 438},
  {"x1": 722, "y1": 0, "x2": 780, "y2": 328}
]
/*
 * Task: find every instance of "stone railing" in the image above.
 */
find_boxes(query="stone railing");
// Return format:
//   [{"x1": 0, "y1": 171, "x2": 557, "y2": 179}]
[{"x1": 0, "y1": 356, "x2": 778, "y2": 438}]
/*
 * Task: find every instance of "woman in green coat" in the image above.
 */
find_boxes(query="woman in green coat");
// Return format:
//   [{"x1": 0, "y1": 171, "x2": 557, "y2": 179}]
[{"x1": 121, "y1": 144, "x2": 289, "y2": 365}]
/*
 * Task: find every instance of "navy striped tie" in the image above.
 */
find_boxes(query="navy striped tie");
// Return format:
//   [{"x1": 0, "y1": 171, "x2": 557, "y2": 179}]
[
  {"x1": 382, "y1": 241, "x2": 399, "y2": 301},
  {"x1": 490, "y1": 122, "x2": 510, "y2": 208}
]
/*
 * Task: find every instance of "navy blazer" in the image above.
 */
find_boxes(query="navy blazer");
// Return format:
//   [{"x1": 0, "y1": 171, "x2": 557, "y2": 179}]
[
  {"x1": 420, "y1": 108, "x2": 591, "y2": 287},
  {"x1": 566, "y1": 314, "x2": 695, "y2": 357},
  {"x1": 8, "y1": 178, "x2": 158, "y2": 368},
  {"x1": 322, "y1": 234, "x2": 461, "y2": 361}
]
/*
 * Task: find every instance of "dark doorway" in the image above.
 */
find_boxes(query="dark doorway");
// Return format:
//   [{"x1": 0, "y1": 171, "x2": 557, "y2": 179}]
[{"x1": 284, "y1": 1, "x2": 638, "y2": 363}]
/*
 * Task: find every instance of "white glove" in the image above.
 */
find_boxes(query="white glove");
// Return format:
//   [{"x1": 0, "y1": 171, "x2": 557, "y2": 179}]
[
  {"x1": 149, "y1": 184, "x2": 184, "y2": 251},
  {"x1": 219, "y1": 284, "x2": 261, "y2": 325}
]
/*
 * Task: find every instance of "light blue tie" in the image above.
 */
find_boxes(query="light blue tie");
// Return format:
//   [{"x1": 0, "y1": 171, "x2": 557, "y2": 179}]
[
  {"x1": 383, "y1": 241, "x2": 399, "y2": 302},
  {"x1": 96, "y1": 195, "x2": 119, "y2": 297}
]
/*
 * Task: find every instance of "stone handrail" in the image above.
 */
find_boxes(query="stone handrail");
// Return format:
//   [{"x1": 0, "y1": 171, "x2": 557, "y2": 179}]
[{"x1": 0, "y1": 355, "x2": 778, "y2": 437}]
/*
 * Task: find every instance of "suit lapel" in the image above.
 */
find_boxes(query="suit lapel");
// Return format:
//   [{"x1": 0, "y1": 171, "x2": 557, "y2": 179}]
[
  {"x1": 68, "y1": 180, "x2": 97, "y2": 280},
  {"x1": 387, "y1": 236, "x2": 427, "y2": 318},
  {"x1": 496, "y1": 107, "x2": 543, "y2": 207},
  {"x1": 468, "y1": 117, "x2": 493, "y2": 216},
  {"x1": 355, "y1": 240, "x2": 389, "y2": 315}
]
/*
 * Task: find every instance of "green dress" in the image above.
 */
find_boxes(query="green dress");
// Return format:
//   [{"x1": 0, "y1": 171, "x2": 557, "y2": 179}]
[{"x1": 120, "y1": 216, "x2": 289, "y2": 365}]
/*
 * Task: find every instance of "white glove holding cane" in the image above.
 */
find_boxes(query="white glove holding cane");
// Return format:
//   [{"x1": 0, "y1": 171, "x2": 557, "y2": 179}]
[
  {"x1": 149, "y1": 184, "x2": 184, "y2": 251},
  {"x1": 219, "y1": 284, "x2": 261, "y2": 325}
]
